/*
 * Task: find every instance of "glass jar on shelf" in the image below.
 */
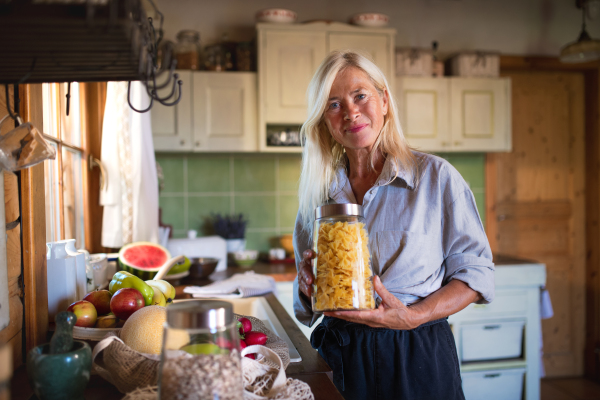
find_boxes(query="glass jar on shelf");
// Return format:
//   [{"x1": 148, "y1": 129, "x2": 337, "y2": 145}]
[
  {"x1": 174, "y1": 30, "x2": 202, "y2": 70},
  {"x1": 312, "y1": 204, "x2": 376, "y2": 312},
  {"x1": 158, "y1": 300, "x2": 243, "y2": 400}
]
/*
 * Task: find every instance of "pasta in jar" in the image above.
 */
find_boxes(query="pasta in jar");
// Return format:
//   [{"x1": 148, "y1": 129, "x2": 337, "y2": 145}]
[{"x1": 311, "y1": 204, "x2": 375, "y2": 312}]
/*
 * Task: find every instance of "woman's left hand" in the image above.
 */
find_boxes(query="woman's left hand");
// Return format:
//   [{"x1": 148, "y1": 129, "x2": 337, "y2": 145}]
[{"x1": 323, "y1": 275, "x2": 424, "y2": 330}]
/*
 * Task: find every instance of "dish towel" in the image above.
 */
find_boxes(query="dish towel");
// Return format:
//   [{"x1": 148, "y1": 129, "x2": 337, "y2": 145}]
[
  {"x1": 100, "y1": 81, "x2": 159, "y2": 248},
  {"x1": 184, "y1": 271, "x2": 277, "y2": 298}
]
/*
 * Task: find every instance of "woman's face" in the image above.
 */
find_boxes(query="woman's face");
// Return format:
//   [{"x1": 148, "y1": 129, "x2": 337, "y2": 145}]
[{"x1": 323, "y1": 66, "x2": 389, "y2": 153}]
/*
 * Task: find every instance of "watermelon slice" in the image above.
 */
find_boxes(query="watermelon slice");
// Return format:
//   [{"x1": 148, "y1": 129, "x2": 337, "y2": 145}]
[{"x1": 118, "y1": 242, "x2": 171, "y2": 280}]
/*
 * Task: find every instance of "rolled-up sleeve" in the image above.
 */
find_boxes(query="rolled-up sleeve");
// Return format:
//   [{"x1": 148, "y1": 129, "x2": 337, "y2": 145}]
[
  {"x1": 293, "y1": 212, "x2": 323, "y2": 327},
  {"x1": 442, "y1": 190, "x2": 495, "y2": 303}
]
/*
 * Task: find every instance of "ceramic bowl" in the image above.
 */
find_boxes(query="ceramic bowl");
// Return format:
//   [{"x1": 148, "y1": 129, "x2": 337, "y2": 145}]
[
  {"x1": 349, "y1": 13, "x2": 390, "y2": 27},
  {"x1": 256, "y1": 8, "x2": 297, "y2": 24},
  {"x1": 234, "y1": 250, "x2": 259, "y2": 267}
]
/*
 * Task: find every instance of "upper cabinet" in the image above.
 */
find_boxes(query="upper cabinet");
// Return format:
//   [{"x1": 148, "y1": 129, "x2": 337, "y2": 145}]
[
  {"x1": 151, "y1": 70, "x2": 193, "y2": 151},
  {"x1": 152, "y1": 71, "x2": 258, "y2": 152},
  {"x1": 396, "y1": 77, "x2": 512, "y2": 152},
  {"x1": 257, "y1": 22, "x2": 396, "y2": 152}
]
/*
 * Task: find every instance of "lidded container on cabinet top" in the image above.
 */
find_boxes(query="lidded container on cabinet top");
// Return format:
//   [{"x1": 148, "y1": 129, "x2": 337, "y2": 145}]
[
  {"x1": 312, "y1": 204, "x2": 375, "y2": 312},
  {"x1": 158, "y1": 300, "x2": 243, "y2": 400},
  {"x1": 174, "y1": 30, "x2": 202, "y2": 70}
]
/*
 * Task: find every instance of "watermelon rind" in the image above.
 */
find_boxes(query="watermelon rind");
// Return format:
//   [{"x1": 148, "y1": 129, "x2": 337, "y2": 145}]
[{"x1": 118, "y1": 242, "x2": 171, "y2": 280}]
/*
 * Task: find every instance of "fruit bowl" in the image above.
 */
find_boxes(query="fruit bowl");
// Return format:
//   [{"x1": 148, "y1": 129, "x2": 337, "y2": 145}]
[{"x1": 72, "y1": 326, "x2": 121, "y2": 341}]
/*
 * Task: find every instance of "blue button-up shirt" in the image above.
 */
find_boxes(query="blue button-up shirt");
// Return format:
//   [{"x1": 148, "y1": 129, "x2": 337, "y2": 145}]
[{"x1": 293, "y1": 151, "x2": 495, "y2": 327}]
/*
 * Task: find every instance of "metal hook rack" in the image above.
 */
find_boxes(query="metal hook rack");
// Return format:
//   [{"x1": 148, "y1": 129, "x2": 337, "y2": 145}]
[{"x1": 127, "y1": 0, "x2": 182, "y2": 113}]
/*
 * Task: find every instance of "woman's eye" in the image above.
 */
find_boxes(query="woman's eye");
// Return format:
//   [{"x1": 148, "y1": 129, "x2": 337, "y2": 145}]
[
  {"x1": 329, "y1": 102, "x2": 340, "y2": 110},
  {"x1": 356, "y1": 94, "x2": 366, "y2": 101}
]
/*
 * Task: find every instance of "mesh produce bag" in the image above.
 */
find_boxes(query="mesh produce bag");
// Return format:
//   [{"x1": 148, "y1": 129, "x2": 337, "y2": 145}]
[
  {"x1": 91, "y1": 313, "x2": 291, "y2": 394},
  {"x1": 122, "y1": 346, "x2": 314, "y2": 400}
]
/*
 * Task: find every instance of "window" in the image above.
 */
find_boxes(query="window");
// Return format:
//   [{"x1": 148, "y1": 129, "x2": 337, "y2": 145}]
[{"x1": 42, "y1": 83, "x2": 86, "y2": 249}]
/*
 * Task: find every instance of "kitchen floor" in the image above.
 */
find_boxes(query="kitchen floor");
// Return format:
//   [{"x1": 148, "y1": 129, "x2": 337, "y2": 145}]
[{"x1": 542, "y1": 377, "x2": 600, "y2": 399}]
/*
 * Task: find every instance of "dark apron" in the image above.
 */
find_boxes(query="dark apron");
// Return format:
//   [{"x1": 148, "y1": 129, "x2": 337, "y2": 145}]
[{"x1": 311, "y1": 316, "x2": 465, "y2": 400}]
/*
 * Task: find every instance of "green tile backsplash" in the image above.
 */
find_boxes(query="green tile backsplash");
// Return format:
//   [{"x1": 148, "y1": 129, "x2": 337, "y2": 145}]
[{"x1": 157, "y1": 152, "x2": 485, "y2": 251}]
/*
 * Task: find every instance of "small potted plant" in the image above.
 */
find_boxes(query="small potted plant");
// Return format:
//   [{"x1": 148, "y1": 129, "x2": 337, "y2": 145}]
[{"x1": 211, "y1": 213, "x2": 248, "y2": 253}]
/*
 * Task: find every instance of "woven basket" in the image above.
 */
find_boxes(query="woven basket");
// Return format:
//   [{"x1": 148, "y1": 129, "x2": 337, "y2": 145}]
[{"x1": 92, "y1": 313, "x2": 290, "y2": 394}]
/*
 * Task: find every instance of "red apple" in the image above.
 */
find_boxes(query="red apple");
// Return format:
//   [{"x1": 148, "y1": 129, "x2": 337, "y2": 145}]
[
  {"x1": 83, "y1": 290, "x2": 112, "y2": 315},
  {"x1": 67, "y1": 300, "x2": 98, "y2": 327},
  {"x1": 110, "y1": 288, "x2": 144, "y2": 320}
]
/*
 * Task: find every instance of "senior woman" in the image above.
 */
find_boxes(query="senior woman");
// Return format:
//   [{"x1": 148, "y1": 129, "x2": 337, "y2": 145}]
[{"x1": 292, "y1": 51, "x2": 495, "y2": 400}]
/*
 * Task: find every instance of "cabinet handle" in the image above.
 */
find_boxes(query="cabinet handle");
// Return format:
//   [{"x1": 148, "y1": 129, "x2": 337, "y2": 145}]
[
  {"x1": 483, "y1": 325, "x2": 501, "y2": 330},
  {"x1": 195, "y1": 141, "x2": 201, "y2": 147},
  {"x1": 454, "y1": 141, "x2": 463, "y2": 146},
  {"x1": 180, "y1": 140, "x2": 185, "y2": 146},
  {"x1": 484, "y1": 374, "x2": 501, "y2": 379}
]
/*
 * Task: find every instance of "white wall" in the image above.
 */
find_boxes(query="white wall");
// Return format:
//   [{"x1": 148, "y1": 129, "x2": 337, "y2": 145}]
[{"x1": 155, "y1": 0, "x2": 600, "y2": 58}]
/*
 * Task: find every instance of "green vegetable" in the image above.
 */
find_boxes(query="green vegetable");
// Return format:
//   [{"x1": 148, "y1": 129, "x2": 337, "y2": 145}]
[{"x1": 109, "y1": 271, "x2": 154, "y2": 306}]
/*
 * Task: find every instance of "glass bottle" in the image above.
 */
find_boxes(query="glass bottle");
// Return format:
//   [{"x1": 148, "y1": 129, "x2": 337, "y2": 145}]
[
  {"x1": 158, "y1": 300, "x2": 242, "y2": 400},
  {"x1": 174, "y1": 30, "x2": 202, "y2": 70},
  {"x1": 312, "y1": 204, "x2": 376, "y2": 312}
]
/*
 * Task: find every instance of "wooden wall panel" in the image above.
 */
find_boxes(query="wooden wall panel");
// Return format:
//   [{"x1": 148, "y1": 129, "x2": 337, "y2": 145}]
[{"x1": 490, "y1": 71, "x2": 586, "y2": 377}]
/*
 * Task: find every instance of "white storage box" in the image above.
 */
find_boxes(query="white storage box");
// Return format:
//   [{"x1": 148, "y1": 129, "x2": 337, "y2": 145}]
[
  {"x1": 461, "y1": 320, "x2": 525, "y2": 362},
  {"x1": 462, "y1": 368, "x2": 525, "y2": 400},
  {"x1": 448, "y1": 52, "x2": 499, "y2": 77},
  {"x1": 396, "y1": 48, "x2": 433, "y2": 76}
]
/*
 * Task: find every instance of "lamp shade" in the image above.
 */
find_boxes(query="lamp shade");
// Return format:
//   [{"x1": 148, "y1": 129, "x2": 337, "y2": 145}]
[{"x1": 560, "y1": 31, "x2": 600, "y2": 63}]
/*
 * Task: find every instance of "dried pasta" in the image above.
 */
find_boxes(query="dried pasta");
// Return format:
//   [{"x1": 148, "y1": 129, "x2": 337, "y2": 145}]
[{"x1": 313, "y1": 221, "x2": 375, "y2": 311}]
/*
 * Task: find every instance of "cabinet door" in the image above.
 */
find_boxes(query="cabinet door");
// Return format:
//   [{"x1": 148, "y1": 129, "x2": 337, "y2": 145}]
[
  {"x1": 263, "y1": 31, "x2": 327, "y2": 124},
  {"x1": 396, "y1": 77, "x2": 450, "y2": 152},
  {"x1": 193, "y1": 72, "x2": 258, "y2": 152},
  {"x1": 450, "y1": 78, "x2": 511, "y2": 152},
  {"x1": 328, "y1": 33, "x2": 392, "y2": 81},
  {"x1": 151, "y1": 70, "x2": 193, "y2": 151}
]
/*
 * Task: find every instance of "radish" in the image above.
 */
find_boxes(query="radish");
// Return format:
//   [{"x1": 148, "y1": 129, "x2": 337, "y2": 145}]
[
  {"x1": 245, "y1": 353, "x2": 256, "y2": 360},
  {"x1": 238, "y1": 317, "x2": 252, "y2": 334},
  {"x1": 244, "y1": 331, "x2": 267, "y2": 346}
]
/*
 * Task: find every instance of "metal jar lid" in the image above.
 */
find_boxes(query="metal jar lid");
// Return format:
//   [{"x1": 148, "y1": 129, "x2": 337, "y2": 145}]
[
  {"x1": 167, "y1": 300, "x2": 234, "y2": 330},
  {"x1": 315, "y1": 203, "x2": 364, "y2": 219}
]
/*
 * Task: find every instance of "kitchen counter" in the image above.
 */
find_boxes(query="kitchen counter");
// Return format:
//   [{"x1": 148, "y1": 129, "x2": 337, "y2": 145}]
[{"x1": 11, "y1": 260, "x2": 344, "y2": 400}]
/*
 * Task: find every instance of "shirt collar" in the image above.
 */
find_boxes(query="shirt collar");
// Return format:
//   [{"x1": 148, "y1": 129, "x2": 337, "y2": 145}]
[{"x1": 328, "y1": 156, "x2": 415, "y2": 199}]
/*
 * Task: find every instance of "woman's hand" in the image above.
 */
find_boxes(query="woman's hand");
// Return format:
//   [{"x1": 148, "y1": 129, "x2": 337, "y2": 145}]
[
  {"x1": 298, "y1": 249, "x2": 316, "y2": 298},
  {"x1": 323, "y1": 275, "x2": 423, "y2": 330}
]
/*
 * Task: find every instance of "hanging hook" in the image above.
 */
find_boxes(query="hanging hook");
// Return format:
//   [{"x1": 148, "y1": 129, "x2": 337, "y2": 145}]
[
  {"x1": 66, "y1": 82, "x2": 71, "y2": 117},
  {"x1": 4, "y1": 84, "x2": 20, "y2": 124},
  {"x1": 156, "y1": 79, "x2": 183, "y2": 107},
  {"x1": 127, "y1": 81, "x2": 154, "y2": 113}
]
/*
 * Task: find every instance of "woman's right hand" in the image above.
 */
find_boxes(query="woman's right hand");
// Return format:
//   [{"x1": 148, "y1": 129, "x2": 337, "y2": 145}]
[{"x1": 298, "y1": 249, "x2": 316, "y2": 298}]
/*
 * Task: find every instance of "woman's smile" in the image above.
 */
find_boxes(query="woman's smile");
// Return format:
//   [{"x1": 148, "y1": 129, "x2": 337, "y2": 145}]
[{"x1": 347, "y1": 123, "x2": 368, "y2": 133}]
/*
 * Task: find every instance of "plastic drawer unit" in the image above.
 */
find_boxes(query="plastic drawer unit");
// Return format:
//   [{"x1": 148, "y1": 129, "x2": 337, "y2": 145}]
[
  {"x1": 461, "y1": 320, "x2": 525, "y2": 362},
  {"x1": 462, "y1": 368, "x2": 526, "y2": 400}
]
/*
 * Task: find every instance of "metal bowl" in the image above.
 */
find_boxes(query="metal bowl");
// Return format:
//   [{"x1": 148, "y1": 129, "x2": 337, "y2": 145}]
[{"x1": 188, "y1": 257, "x2": 219, "y2": 280}]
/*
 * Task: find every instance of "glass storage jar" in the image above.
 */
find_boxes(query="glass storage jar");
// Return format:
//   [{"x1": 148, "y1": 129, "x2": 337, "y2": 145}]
[
  {"x1": 174, "y1": 30, "x2": 202, "y2": 70},
  {"x1": 158, "y1": 300, "x2": 243, "y2": 400},
  {"x1": 312, "y1": 204, "x2": 376, "y2": 312}
]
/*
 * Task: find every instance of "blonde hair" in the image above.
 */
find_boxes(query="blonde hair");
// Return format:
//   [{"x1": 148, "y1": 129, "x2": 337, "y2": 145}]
[{"x1": 298, "y1": 51, "x2": 418, "y2": 233}]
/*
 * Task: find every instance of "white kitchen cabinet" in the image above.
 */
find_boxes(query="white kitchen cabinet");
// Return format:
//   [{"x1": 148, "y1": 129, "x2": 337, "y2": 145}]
[
  {"x1": 262, "y1": 30, "x2": 327, "y2": 125},
  {"x1": 396, "y1": 76, "x2": 512, "y2": 152},
  {"x1": 151, "y1": 70, "x2": 193, "y2": 151},
  {"x1": 257, "y1": 22, "x2": 396, "y2": 152},
  {"x1": 152, "y1": 71, "x2": 258, "y2": 152},
  {"x1": 192, "y1": 72, "x2": 258, "y2": 152},
  {"x1": 449, "y1": 260, "x2": 546, "y2": 400}
]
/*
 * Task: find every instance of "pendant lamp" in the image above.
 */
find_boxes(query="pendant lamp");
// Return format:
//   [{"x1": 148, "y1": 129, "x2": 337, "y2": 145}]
[{"x1": 560, "y1": 2, "x2": 600, "y2": 63}]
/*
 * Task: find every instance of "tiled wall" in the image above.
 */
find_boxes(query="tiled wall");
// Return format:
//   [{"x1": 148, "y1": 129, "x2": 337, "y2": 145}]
[{"x1": 157, "y1": 152, "x2": 486, "y2": 252}]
